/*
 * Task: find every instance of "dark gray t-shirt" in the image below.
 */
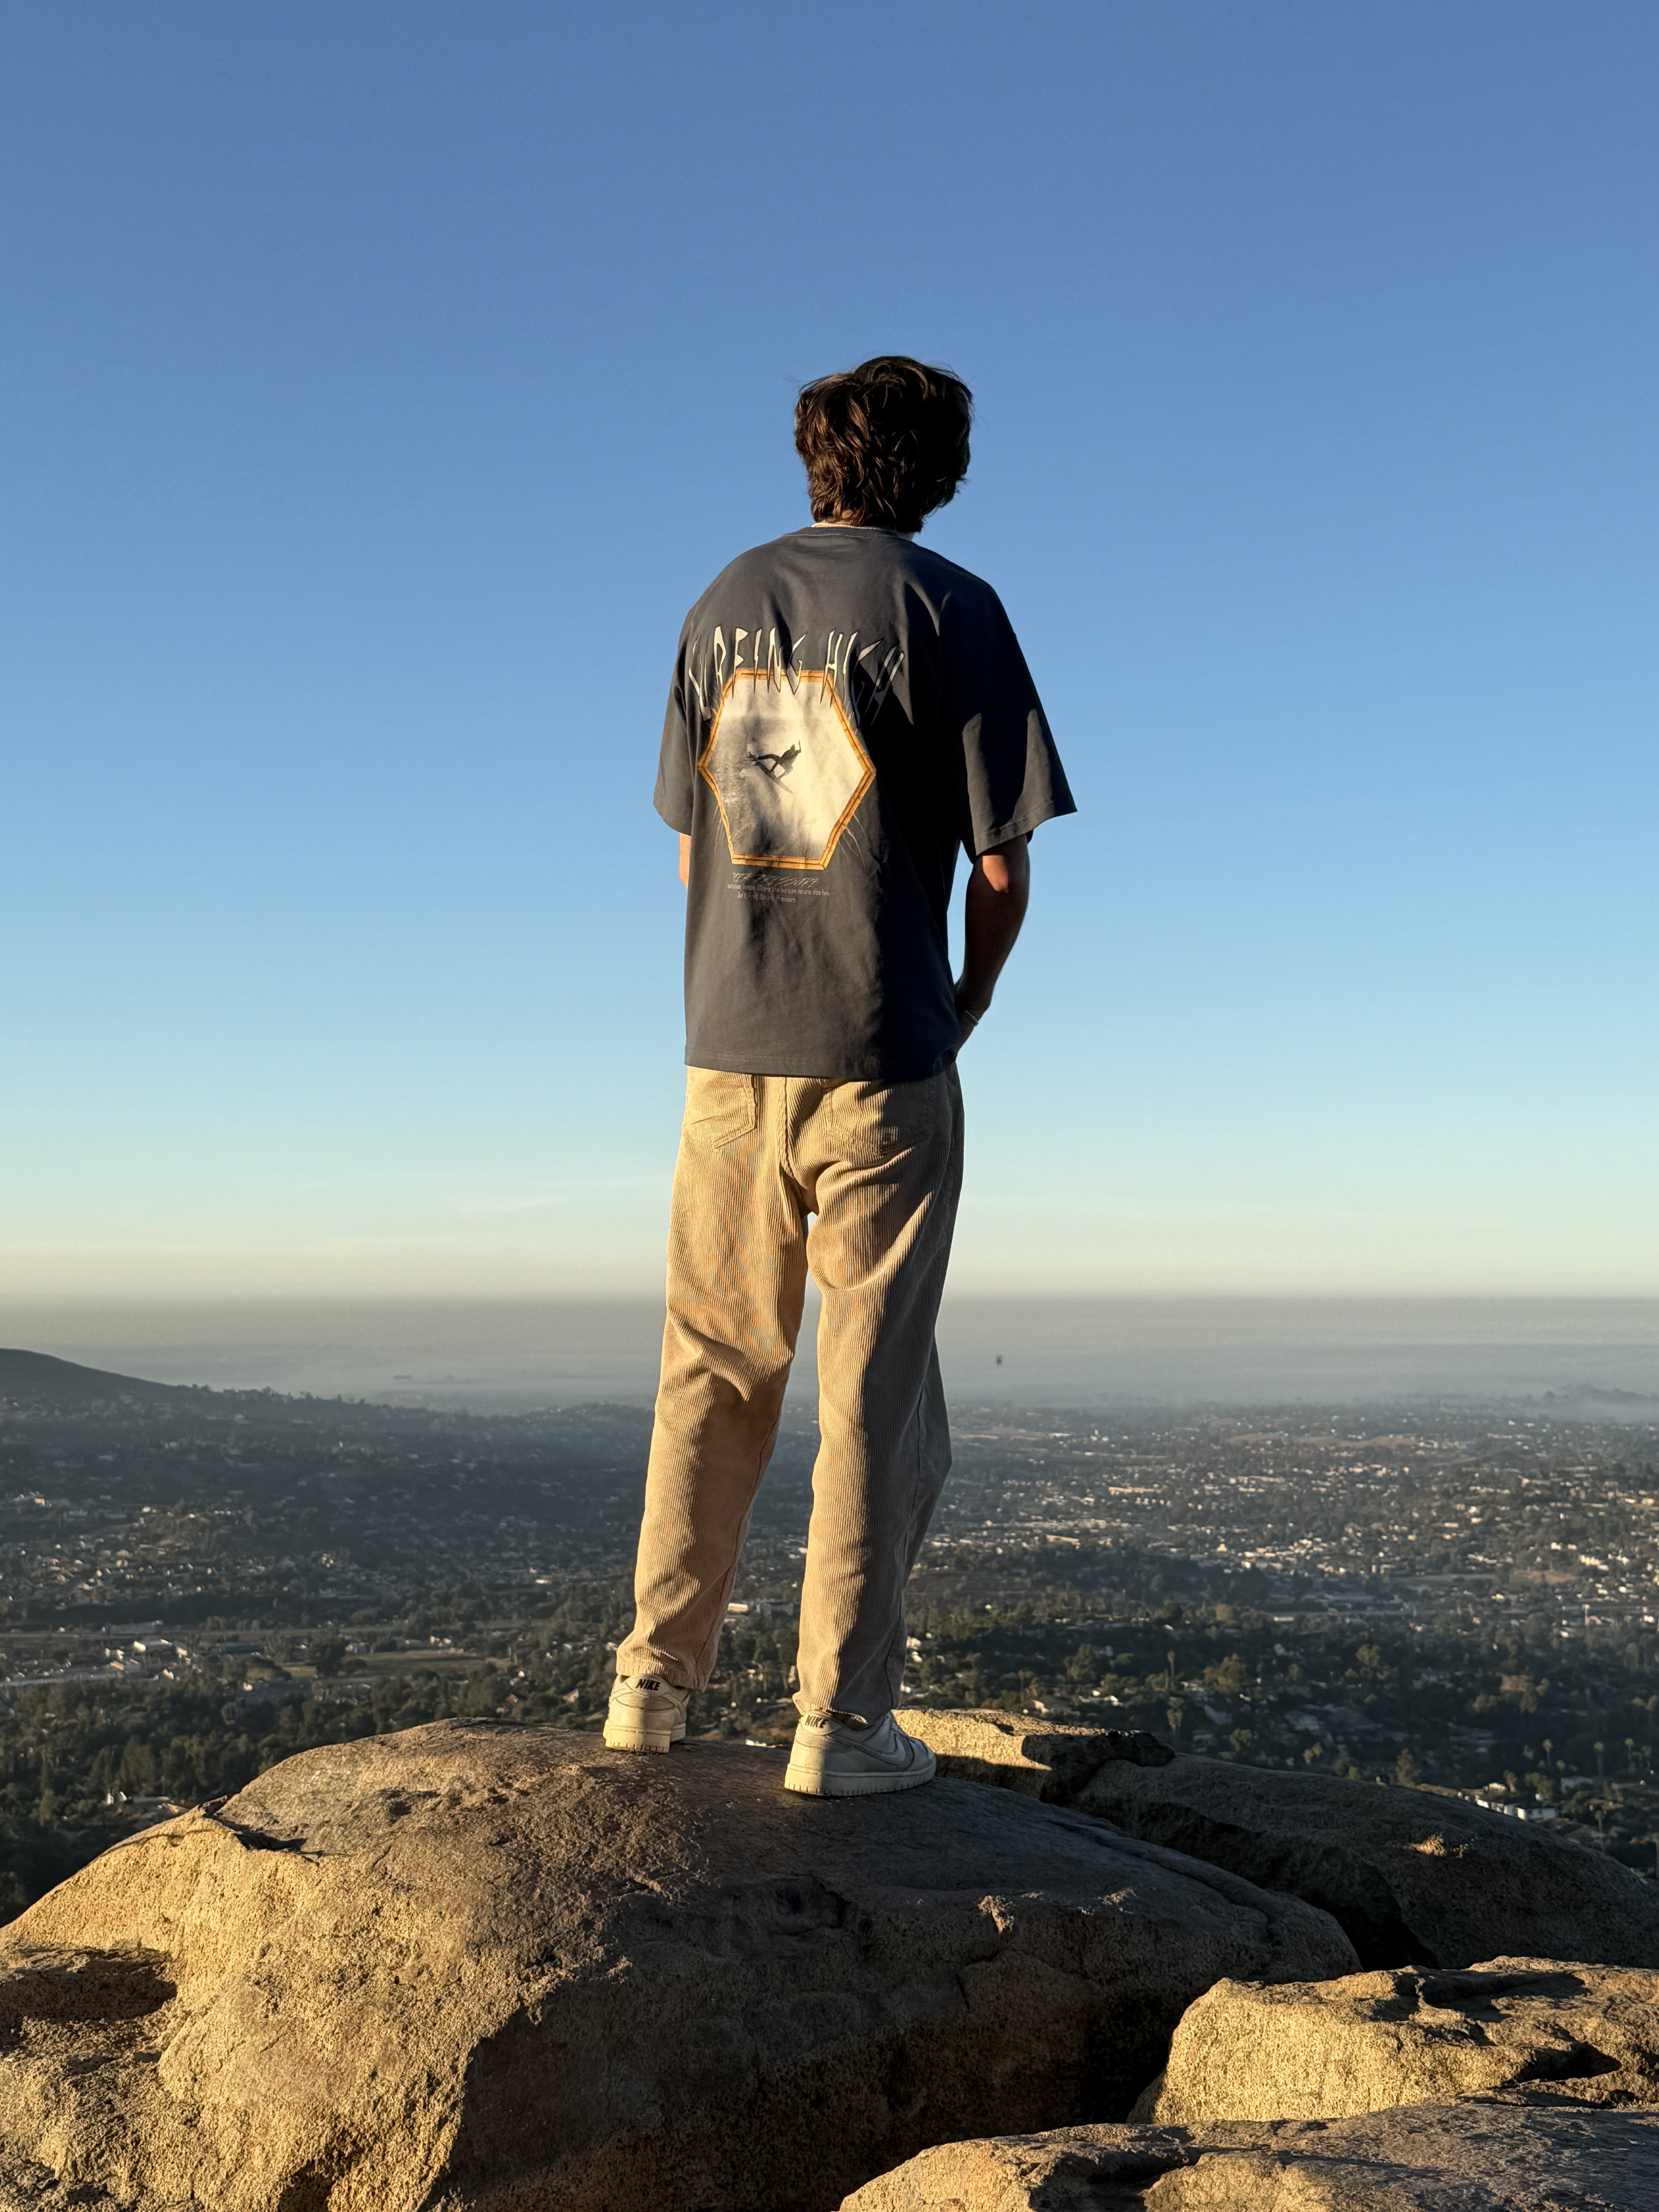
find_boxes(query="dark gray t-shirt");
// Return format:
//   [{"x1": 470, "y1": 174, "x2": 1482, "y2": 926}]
[{"x1": 655, "y1": 525, "x2": 1074, "y2": 1082}]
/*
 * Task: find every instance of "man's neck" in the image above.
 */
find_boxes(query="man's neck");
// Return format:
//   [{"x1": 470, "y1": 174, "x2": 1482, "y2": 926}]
[{"x1": 811, "y1": 518, "x2": 917, "y2": 541}]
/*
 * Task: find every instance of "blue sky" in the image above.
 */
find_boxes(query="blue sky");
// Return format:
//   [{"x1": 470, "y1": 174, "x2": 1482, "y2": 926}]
[{"x1": 3, "y1": 1, "x2": 1655, "y2": 1298}]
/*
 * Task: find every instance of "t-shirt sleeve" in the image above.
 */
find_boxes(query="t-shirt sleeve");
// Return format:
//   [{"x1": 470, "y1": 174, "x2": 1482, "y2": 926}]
[
  {"x1": 943, "y1": 585, "x2": 1076, "y2": 855},
  {"x1": 653, "y1": 647, "x2": 696, "y2": 833}
]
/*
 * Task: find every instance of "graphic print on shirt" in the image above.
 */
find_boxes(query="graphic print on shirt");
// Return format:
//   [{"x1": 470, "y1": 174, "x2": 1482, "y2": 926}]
[
  {"x1": 698, "y1": 669, "x2": 871, "y2": 869},
  {"x1": 689, "y1": 625, "x2": 903, "y2": 871}
]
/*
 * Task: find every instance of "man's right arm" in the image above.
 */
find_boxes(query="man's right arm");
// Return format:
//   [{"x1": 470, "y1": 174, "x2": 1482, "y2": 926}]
[{"x1": 678, "y1": 832, "x2": 690, "y2": 887}]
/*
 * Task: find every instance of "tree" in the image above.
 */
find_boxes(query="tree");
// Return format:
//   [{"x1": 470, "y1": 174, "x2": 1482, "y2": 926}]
[
  {"x1": 118, "y1": 1738, "x2": 158, "y2": 1795},
  {"x1": 309, "y1": 1635, "x2": 348, "y2": 1680},
  {"x1": 1394, "y1": 1748, "x2": 1422, "y2": 1789}
]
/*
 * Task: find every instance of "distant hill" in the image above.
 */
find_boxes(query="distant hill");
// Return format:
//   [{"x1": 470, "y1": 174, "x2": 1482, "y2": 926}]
[{"x1": 0, "y1": 1349, "x2": 193, "y2": 1407}]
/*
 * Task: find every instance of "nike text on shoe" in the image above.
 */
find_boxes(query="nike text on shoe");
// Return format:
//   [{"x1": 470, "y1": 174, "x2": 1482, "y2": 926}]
[
  {"x1": 603, "y1": 1675, "x2": 689, "y2": 1753},
  {"x1": 783, "y1": 1709, "x2": 937, "y2": 1797}
]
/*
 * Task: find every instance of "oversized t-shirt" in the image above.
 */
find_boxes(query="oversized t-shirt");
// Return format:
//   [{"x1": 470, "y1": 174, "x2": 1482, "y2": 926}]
[{"x1": 655, "y1": 524, "x2": 1074, "y2": 1082}]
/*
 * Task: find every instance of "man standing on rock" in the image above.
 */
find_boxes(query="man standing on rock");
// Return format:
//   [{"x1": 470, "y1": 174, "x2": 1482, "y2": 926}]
[{"x1": 608, "y1": 356, "x2": 1074, "y2": 1795}]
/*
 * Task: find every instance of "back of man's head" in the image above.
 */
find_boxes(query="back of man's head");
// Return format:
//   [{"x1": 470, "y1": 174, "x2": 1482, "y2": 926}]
[{"x1": 794, "y1": 356, "x2": 973, "y2": 536}]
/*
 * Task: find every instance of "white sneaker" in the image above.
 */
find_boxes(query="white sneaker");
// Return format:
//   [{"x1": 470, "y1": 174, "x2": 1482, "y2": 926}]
[
  {"x1": 603, "y1": 1674, "x2": 689, "y2": 1753},
  {"x1": 783, "y1": 1709, "x2": 938, "y2": 1797}
]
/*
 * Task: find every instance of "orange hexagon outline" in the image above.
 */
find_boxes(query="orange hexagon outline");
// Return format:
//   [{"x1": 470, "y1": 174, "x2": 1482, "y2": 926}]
[{"x1": 696, "y1": 670, "x2": 874, "y2": 871}]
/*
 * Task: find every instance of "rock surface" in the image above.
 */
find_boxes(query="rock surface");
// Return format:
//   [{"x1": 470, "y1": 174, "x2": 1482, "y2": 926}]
[
  {"x1": 839, "y1": 2103, "x2": 1659, "y2": 2209},
  {"x1": 1147, "y1": 1956, "x2": 1659, "y2": 2122},
  {"x1": 903, "y1": 1712, "x2": 1659, "y2": 1970},
  {"x1": 898, "y1": 1709, "x2": 1173, "y2": 1800},
  {"x1": 0, "y1": 1721, "x2": 1354, "y2": 2212}
]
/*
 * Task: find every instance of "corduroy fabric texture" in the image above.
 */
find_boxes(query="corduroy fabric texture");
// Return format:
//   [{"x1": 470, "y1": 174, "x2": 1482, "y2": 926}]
[{"x1": 617, "y1": 1063, "x2": 963, "y2": 1721}]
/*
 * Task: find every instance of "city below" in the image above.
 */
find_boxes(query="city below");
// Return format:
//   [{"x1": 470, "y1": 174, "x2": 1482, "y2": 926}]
[{"x1": 2, "y1": 1344, "x2": 1657, "y2": 1912}]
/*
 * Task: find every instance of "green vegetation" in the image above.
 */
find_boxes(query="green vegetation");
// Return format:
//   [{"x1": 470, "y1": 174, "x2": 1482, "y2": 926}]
[
  {"x1": 0, "y1": 1589, "x2": 812, "y2": 1912},
  {"x1": 6, "y1": 1353, "x2": 1659, "y2": 1917},
  {"x1": 9, "y1": 1569, "x2": 1659, "y2": 1916}
]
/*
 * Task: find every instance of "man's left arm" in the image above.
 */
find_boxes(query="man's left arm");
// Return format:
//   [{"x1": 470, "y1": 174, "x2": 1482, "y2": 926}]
[{"x1": 955, "y1": 833, "x2": 1031, "y2": 1047}]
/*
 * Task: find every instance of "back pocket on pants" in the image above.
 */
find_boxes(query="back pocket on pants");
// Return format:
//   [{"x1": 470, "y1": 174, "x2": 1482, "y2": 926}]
[
  {"x1": 685, "y1": 1069, "x2": 758, "y2": 1148},
  {"x1": 826, "y1": 1077, "x2": 939, "y2": 1168}
]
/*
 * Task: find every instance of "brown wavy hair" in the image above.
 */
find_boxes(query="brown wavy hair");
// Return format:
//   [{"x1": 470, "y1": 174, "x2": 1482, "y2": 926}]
[{"x1": 794, "y1": 356, "x2": 973, "y2": 534}]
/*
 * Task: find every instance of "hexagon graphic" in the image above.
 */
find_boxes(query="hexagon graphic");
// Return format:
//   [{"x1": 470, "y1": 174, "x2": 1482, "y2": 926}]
[{"x1": 697, "y1": 670, "x2": 873, "y2": 870}]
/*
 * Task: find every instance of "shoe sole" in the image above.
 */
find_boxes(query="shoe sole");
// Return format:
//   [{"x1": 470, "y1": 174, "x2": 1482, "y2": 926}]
[
  {"x1": 603, "y1": 1724, "x2": 686, "y2": 1753},
  {"x1": 782, "y1": 1756, "x2": 936, "y2": 1798}
]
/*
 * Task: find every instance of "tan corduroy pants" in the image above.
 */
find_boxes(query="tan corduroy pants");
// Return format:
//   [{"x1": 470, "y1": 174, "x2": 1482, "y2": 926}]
[{"x1": 617, "y1": 1064, "x2": 964, "y2": 1721}]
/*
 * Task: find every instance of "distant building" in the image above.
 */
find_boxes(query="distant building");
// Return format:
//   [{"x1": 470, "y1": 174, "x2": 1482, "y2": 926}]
[{"x1": 1461, "y1": 1790, "x2": 1558, "y2": 1823}]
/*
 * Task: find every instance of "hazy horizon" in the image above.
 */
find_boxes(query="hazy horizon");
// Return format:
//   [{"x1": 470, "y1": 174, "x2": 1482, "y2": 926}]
[{"x1": 5, "y1": 1294, "x2": 1657, "y2": 1418}]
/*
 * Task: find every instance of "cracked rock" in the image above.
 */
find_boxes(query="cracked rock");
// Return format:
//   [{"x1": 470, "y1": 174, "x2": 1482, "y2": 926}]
[
  {"x1": 1145, "y1": 1956, "x2": 1659, "y2": 2122},
  {"x1": 0, "y1": 1721, "x2": 1352, "y2": 2212},
  {"x1": 840, "y1": 2104, "x2": 1659, "y2": 2210},
  {"x1": 902, "y1": 1716, "x2": 1659, "y2": 1970}
]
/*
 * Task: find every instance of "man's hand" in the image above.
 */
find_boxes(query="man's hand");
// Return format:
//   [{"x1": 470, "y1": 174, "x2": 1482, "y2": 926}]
[{"x1": 955, "y1": 834, "x2": 1031, "y2": 1047}]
